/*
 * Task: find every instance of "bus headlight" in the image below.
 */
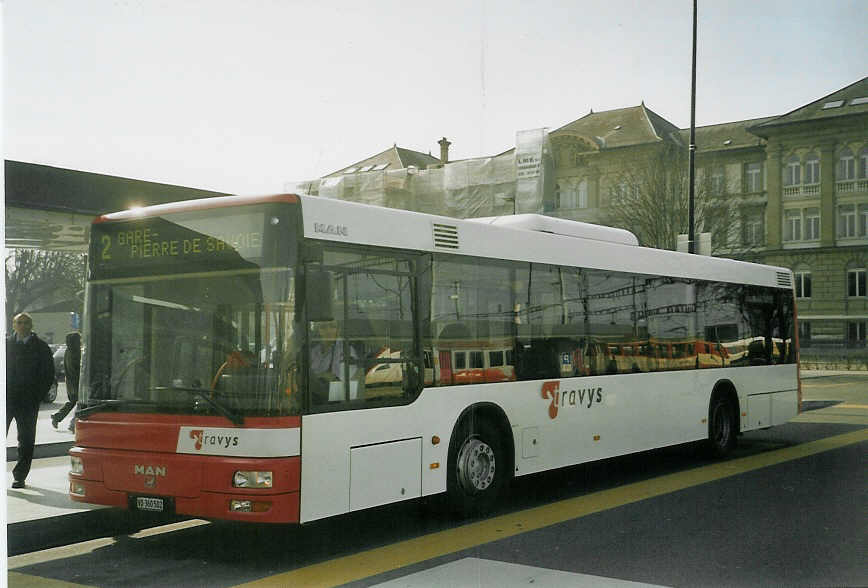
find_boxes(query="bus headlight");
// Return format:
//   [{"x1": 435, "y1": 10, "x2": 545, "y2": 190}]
[
  {"x1": 71, "y1": 456, "x2": 84, "y2": 474},
  {"x1": 230, "y1": 499, "x2": 271, "y2": 513},
  {"x1": 233, "y1": 471, "x2": 273, "y2": 488}
]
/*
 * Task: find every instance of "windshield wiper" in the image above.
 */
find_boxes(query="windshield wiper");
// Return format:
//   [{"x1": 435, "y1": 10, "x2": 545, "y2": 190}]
[
  {"x1": 77, "y1": 399, "x2": 156, "y2": 420},
  {"x1": 152, "y1": 386, "x2": 244, "y2": 426}
]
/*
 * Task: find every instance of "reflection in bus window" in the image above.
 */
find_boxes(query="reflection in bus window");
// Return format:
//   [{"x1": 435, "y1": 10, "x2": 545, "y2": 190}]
[
  {"x1": 305, "y1": 246, "x2": 424, "y2": 410},
  {"x1": 423, "y1": 253, "x2": 794, "y2": 386}
]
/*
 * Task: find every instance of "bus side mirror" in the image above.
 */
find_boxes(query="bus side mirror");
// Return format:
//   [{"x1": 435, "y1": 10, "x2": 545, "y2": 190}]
[{"x1": 306, "y1": 270, "x2": 334, "y2": 322}]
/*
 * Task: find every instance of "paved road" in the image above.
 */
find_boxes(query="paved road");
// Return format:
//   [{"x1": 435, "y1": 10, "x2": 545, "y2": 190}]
[{"x1": 7, "y1": 372, "x2": 868, "y2": 587}]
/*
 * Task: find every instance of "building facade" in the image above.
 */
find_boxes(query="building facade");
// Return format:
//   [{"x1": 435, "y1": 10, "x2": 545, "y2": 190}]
[
  {"x1": 315, "y1": 77, "x2": 868, "y2": 348},
  {"x1": 749, "y1": 78, "x2": 868, "y2": 349}
]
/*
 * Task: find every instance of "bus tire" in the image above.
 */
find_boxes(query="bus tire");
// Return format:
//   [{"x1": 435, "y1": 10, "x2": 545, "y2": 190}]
[
  {"x1": 446, "y1": 416, "x2": 507, "y2": 517},
  {"x1": 707, "y1": 393, "x2": 737, "y2": 458}
]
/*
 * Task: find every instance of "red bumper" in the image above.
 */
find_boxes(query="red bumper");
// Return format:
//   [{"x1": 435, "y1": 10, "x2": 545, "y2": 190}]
[{"x1": 69, "y1": 447, "x2": 301, "y2": 524}]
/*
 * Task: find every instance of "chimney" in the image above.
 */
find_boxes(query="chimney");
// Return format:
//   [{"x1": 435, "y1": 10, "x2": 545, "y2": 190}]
[{"x1": 438, "y1": 137, "x2": 451, "y2": 164}]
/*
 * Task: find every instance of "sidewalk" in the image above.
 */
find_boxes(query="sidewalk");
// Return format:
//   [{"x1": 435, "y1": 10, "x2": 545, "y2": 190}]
[
  {"x1": 799, "y1": 368, "x2": 868, "y2": 379},
  {"x1": 6, "y1": 382, "x2": 77, "y2": 462},
  {"x1": 6, "y1": 382, "x2": 105, "y2": 528}
]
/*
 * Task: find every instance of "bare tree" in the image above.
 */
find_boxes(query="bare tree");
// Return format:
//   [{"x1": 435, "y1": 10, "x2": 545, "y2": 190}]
[
  {"x1": 602, "y1": 143, "x2": 743, "y2": 255},
  {"x1": 5, "y1": 249, "x2": 86, "y2": 330}
]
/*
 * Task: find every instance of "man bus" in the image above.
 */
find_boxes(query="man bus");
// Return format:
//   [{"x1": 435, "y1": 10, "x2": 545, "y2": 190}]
[{"x1": 69, "y1": 193, "x2": 798, "y2": 523}]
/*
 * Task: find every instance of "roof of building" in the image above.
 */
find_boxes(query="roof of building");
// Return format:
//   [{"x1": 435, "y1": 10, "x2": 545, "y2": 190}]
[
  {"x1": 551, "y1": 104, "x2": 682, "y2": 148},
  {"x1": 750, "y1": 76, "x2": 868, "y2": 135},
  {"x1": 323, "y1": 145, "x2": 441, "y2": 177},
  {"x1": 680, "y1": 116, "x2": 775, "y2": 153}
]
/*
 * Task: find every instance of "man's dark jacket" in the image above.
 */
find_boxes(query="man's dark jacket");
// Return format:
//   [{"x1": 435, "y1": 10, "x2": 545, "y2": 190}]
[{"x1": 6, "y1": 332, "x2": 55, "y2": 408}]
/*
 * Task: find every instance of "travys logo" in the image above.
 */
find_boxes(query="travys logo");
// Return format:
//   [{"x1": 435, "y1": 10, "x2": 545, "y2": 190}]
[
  {"x1": 541, "y1": 381, "x2": 603, "y2": 419},
  {"x1": 189, "y1": 429, "x2": 239, "y2": 450}
]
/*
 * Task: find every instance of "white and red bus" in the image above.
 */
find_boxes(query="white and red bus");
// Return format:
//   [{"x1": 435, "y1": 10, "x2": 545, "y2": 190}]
[{"x1": 69, "y1": 193, "x2": 799, "y2": 523}]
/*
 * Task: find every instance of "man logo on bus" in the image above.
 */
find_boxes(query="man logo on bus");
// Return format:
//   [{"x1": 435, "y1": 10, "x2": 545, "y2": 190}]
[{"x1": 541, "y1": 381, "x2": 603, "y2": 420}]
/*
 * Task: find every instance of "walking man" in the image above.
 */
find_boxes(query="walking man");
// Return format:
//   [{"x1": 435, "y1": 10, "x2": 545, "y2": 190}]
[
  {"x1": 6, "y1": 312, "x2": 55, "y2": 488},
  {"x1": 52, "y1": 331, "x2": 81, "y2": 432}
]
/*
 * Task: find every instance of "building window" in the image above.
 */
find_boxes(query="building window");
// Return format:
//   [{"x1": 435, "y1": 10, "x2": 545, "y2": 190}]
[
  {"x1": 860, "y1": 204, "x2": 868, "y2": 238},
  {"x1": 804, "y1": 153, "x2": 820, "y2": 185},
  {"x1": 847, "y1": 322, "x2": 866, "y2": 347},
  {"x1": 743, "y1": 218, "x2": 763, "y2": 246},
  {"x1": 838, "y1": 204, "x2": 857, "y2": 238},
  {"x1": 710, "y1": 169, "x2": 725, "y2": 194},
  {"x1": 741, "y1": 208, "x2": 764, "y2": 247},
  {"x1": 784, "y1": 208, "x2": 819, "y2": 242},
  {"x1": 799, "y1": 321, "x2": 811, "y2": 346},
  {"x1": 860, "y1": 147, "x2": 868, "y2": 179},
  {"x1": 794, "y1": 271, "x2": 812, "y2": 298},
  {"x1": 578, "y1": 179, "x2": 588, "y2": 209},
  {"x1": 744, "y1": 162, "x2": 763, "y2": 193},
  {"x1": 837, "y1": 148, "x2": 856, "y2": 181},
  {"x1": 784, "y1": 209, "x2": 802, "y2": 241},
  {"x1": 555, "y1": 179, "x2": 587, "y2": 210},
  {"x1": 783, "y1": 155, "x2": 801, "y2": 187},
  {"x1": 804, "y1": 207, "x2": 820, "y2": 240},
  {"x1": 848, "y1": 269, "x2": 866, "y2": 297}
]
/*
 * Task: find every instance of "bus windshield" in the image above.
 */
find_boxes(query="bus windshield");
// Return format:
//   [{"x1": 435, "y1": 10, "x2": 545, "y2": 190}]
[{"x1": 79, "y1": 202, "x2": 300, "y2": 419}]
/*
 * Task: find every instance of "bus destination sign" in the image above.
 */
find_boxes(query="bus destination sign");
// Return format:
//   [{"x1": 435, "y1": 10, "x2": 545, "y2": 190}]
[{"x1": 94, "y1": 212, "x2": 266, "y2": 272}]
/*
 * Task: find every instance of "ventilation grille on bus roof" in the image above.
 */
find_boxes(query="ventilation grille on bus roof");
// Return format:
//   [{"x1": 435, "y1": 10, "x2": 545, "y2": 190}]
[
  {"x1": 433, "y1": 223, "x2": 459, "y2": 249},
  {"x1": 776, "y1": 272, "x2": 792, "y2": 288}
]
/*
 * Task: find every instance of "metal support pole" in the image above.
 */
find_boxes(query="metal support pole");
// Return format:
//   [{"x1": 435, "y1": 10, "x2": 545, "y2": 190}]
[{"x1": 688, "y1": 0, "x2": 697, "y2": 254}]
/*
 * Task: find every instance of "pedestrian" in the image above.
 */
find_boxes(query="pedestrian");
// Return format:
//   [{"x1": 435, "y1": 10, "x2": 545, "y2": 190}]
[
  {"x1": 6, "y1": 312, "x2": 55, "y2": 489},
  {"x1": 51, "y1": 331, "x2": 81, "y2": 432}
]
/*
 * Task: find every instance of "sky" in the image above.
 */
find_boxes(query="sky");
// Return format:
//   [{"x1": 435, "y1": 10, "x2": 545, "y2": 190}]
[{"x1": 3, "y1": 0, "x2": 867, "y2": 196}]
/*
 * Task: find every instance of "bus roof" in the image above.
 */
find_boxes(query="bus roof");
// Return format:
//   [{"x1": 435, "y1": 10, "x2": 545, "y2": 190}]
[
  {"x1": 92, "y1": 192, "x2": 793, "y2": 290},
  {"x1": 297, "y1": 195, "x2": 792, "y2": 290}
]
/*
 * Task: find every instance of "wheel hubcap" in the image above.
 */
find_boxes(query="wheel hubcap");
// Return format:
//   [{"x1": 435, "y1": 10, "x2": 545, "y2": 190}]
[{"x1": 456, "y1": 437, "x2": 496, "y2": 494}]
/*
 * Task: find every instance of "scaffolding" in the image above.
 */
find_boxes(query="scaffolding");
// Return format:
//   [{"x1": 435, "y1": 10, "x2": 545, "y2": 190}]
[{"x1": 296, "y1": 129, "x2": 553, "y2": 219}]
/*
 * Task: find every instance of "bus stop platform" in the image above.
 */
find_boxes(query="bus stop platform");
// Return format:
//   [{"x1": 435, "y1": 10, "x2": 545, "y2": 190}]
[{"x1": 6, "y1": 393, "x2": 77, "y2": 464}]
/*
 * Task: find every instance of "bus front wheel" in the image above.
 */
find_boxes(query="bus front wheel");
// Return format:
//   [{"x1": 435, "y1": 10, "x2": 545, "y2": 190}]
[
  {"x1": 707, "y1": 394, "x2": 737, "y2": 458},
  {"x1": 447, "y1": 417, "x2": 506, "y2": 517}
]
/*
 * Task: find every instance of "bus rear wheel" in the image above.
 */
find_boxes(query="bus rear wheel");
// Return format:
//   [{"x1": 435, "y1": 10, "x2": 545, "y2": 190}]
[
  {"x1": 707, "y1": 395, "x2": 737, "y2": 458},
  {"x1": 447, "y1": 417, "x2": 506, "y2": 517}
]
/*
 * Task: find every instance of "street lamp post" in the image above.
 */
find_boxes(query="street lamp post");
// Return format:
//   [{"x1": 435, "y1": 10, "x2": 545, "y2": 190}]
[{"x1": 688, "y1": 0, "x2": 698, "y2": 254}]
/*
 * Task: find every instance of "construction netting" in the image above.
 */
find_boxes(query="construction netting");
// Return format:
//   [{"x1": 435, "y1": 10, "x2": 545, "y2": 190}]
[{"x1": 291, "y1": 129, "x2": 553, "y2": 219}]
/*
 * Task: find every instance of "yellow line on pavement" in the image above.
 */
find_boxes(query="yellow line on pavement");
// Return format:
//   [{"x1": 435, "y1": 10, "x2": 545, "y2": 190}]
[
  {"x1": 7, "y1": 571, "x2": 93, "y2": 587},
  {"x1": 236, "y1": 428, "x2": 868, "y2": 588},
  {"x1": 7, "y1": 520, "x2": 210, "y2": 570}
]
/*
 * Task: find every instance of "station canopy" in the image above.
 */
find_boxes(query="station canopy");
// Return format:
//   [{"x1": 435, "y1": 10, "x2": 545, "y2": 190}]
[{"x1": 4, "y1": 160, "x2": 227, "y2": 251}]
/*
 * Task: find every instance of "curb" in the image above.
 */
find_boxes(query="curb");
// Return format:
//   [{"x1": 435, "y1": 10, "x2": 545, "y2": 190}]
[{"x1": 7, "y1": 441, "x2": 74, "y2": 463}]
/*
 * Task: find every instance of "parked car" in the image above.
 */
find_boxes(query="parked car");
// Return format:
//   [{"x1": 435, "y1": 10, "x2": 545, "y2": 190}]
[
  {"x1": 44, "y1": 377, "x2": 58, "y2": 403},
  {"x1": 53, "y1": 344, "x2": 67, "y2": 381}
]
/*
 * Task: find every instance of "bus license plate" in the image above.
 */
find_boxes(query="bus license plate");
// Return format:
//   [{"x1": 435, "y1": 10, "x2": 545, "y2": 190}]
[{"x1": 135, "y1": 496, "x2": 164, "y2": 512}]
